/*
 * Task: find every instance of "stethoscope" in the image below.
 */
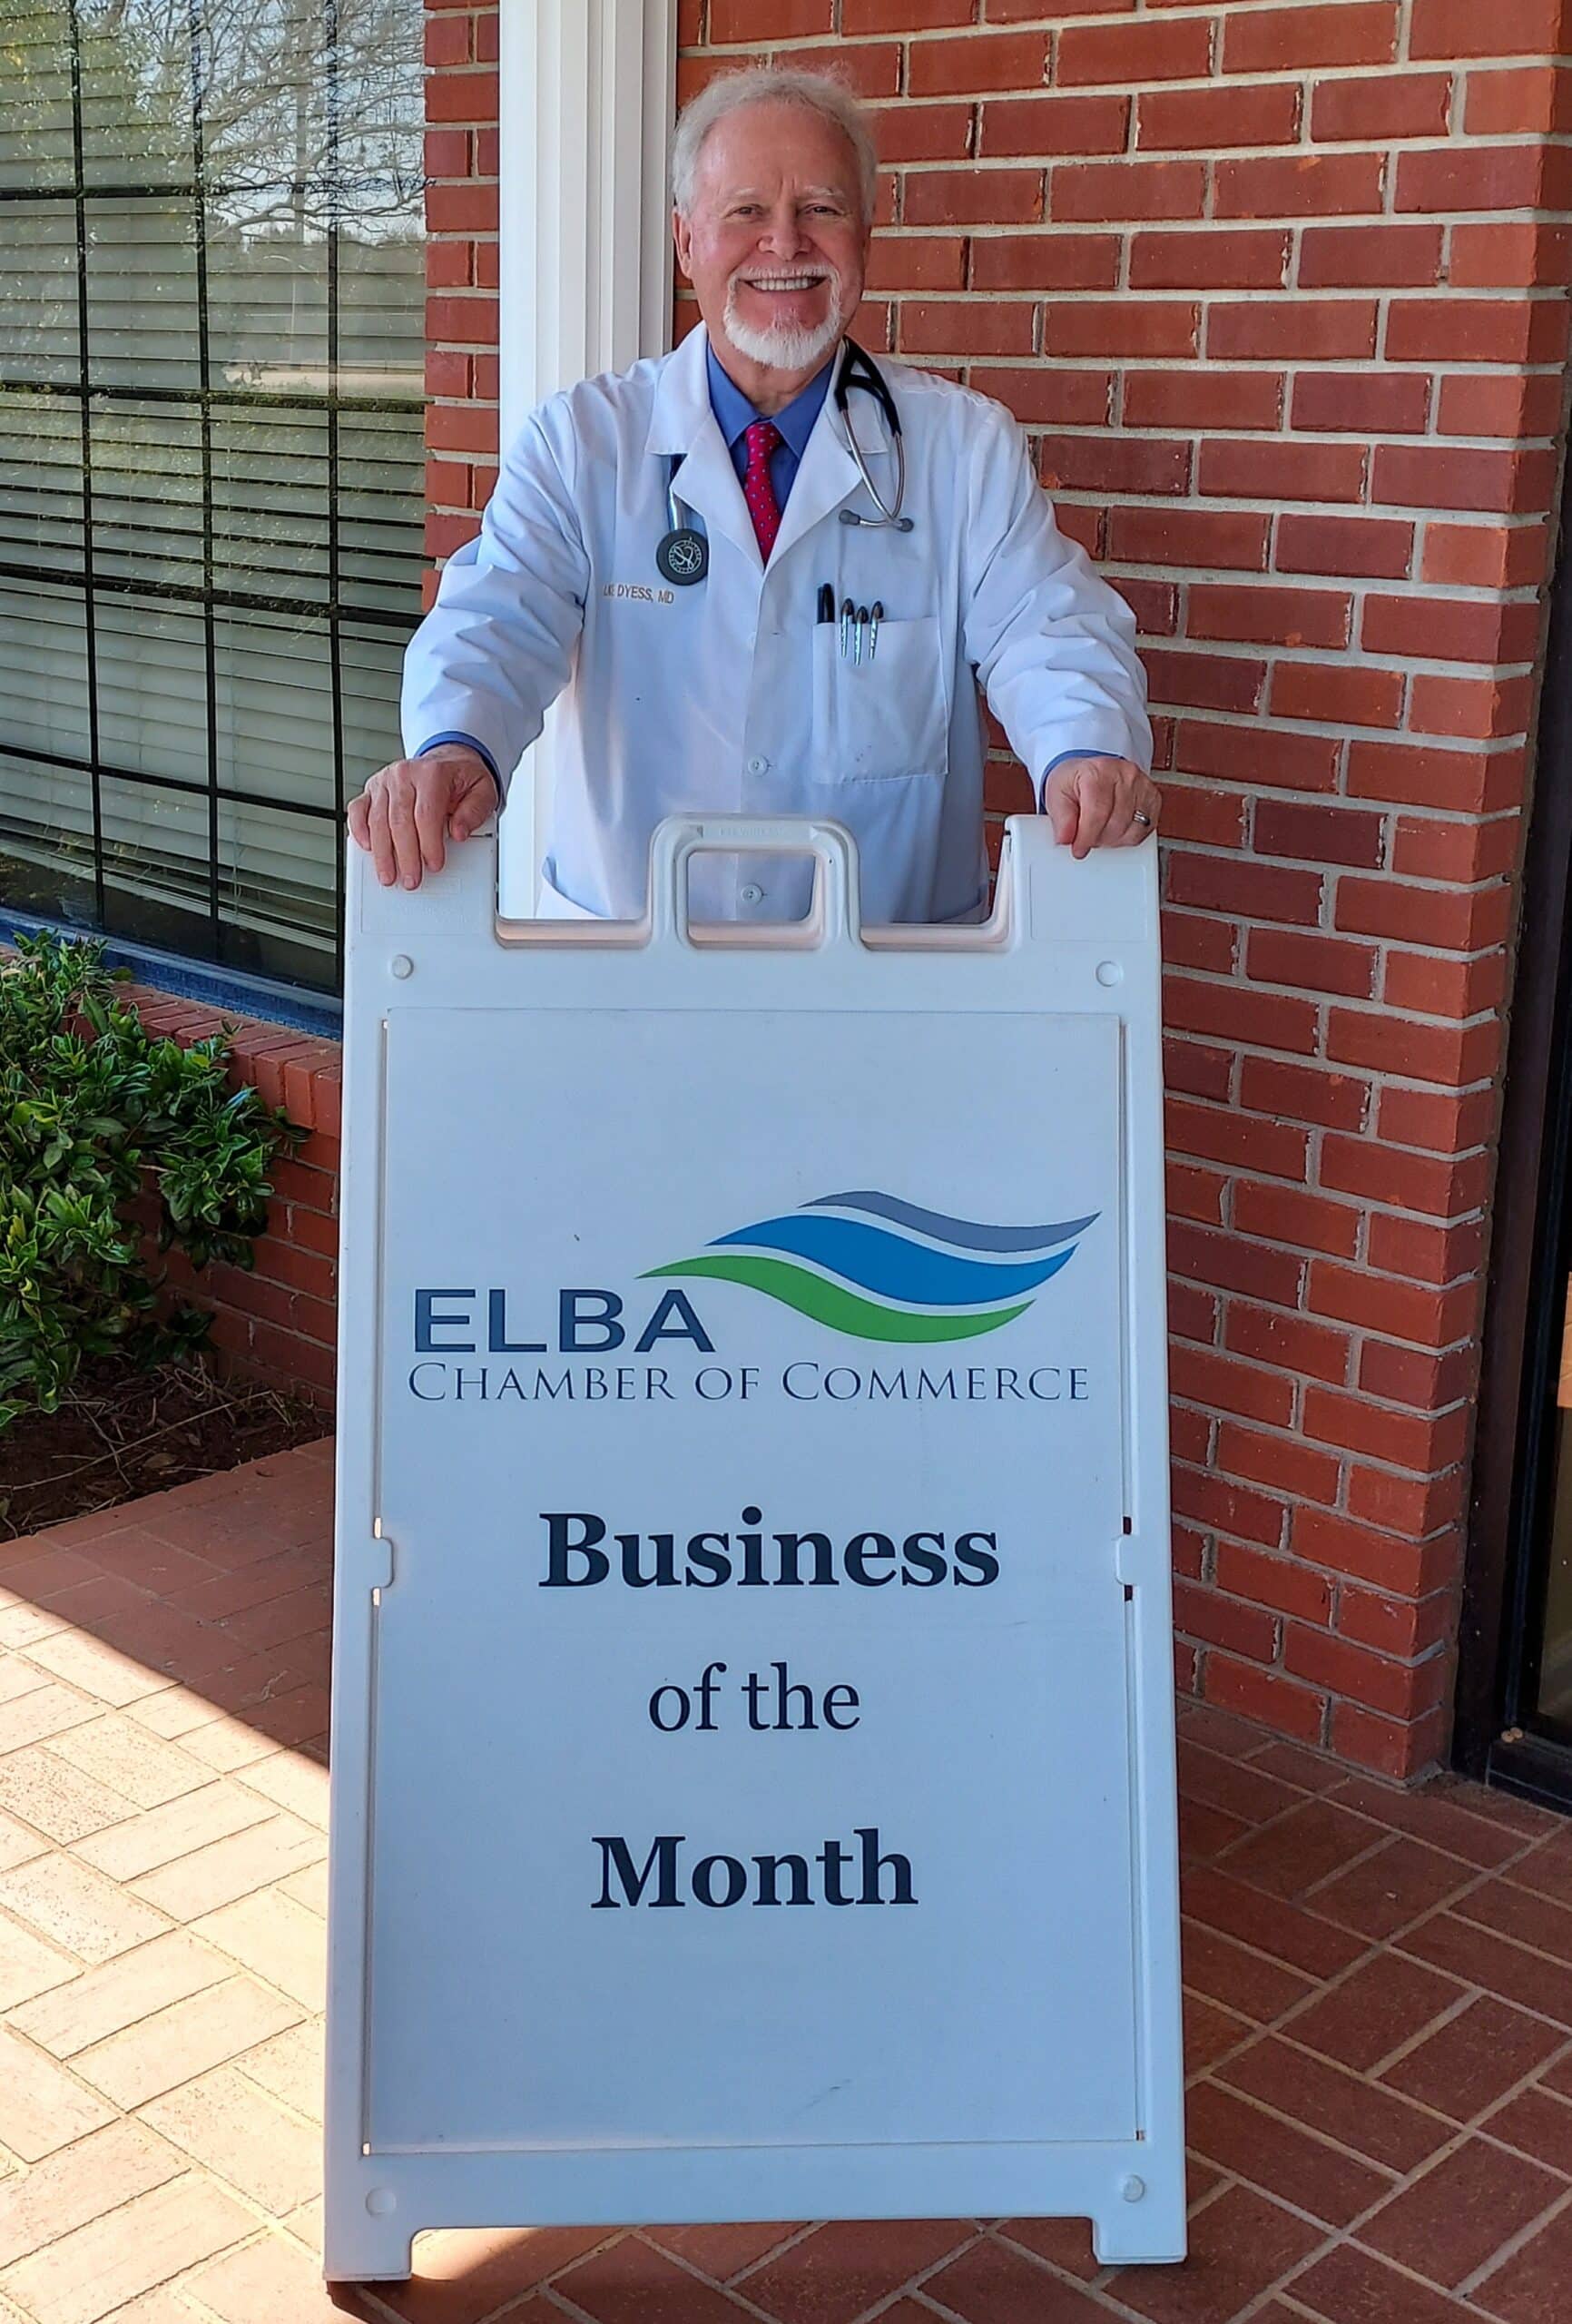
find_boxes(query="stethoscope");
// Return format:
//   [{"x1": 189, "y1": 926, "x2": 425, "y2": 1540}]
[
  {"x1": 654, "y1": 339, "x2": 911, "y2": 588},
  {"x1": 833, "y1": 338, "x2": 912, "y2": 535}
]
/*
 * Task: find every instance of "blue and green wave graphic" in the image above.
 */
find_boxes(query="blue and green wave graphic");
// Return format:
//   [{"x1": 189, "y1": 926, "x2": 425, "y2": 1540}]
[{"x1": 643, "y1": 1191, "x2": 1097, "y2": 1343}]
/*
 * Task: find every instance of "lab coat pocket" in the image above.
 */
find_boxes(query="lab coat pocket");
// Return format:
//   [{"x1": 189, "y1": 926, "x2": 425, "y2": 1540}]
[{"x1": 811, "y1": 615, "x2": 948, "y2": 783}]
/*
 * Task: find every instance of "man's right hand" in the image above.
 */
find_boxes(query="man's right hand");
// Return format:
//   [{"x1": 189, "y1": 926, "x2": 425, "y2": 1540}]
[{"x1": 347, "y1": 743, "x2": 500, "y2": 890}]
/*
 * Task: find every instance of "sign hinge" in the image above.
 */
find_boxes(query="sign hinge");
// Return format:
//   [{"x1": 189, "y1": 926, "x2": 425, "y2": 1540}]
[
  {"x1": 1116, "y1": 1527, "x2": 1154, "y2": 1588},
  {"x1": 363, "y1": 1525, "x2": 395, "y2": 1594}
]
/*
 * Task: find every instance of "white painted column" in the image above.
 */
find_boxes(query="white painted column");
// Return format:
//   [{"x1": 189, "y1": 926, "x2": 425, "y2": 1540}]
[{"x1": 496, "y1": 0, "x2": 678, "y2": 911}]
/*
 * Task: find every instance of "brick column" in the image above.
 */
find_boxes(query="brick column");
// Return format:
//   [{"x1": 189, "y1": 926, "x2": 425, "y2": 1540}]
[{"x1": 423, "y1": 2, "x2": 501, "y2": 593}]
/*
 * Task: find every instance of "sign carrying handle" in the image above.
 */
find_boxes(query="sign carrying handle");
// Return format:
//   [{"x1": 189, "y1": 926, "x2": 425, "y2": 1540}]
[{"x1": 646, "y1": 815, "x2": 863, "y2": 950}]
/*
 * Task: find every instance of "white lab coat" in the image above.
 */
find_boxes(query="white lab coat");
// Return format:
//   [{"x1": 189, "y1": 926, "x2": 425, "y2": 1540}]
[{"x1": 401, "y1": 322, "x2": 1151, "y2": 924}]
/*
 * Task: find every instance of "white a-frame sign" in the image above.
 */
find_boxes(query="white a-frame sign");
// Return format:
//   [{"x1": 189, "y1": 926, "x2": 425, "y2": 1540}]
[{"x1": 324, "y1": 816, "x2": 1184, "y2": 2284}]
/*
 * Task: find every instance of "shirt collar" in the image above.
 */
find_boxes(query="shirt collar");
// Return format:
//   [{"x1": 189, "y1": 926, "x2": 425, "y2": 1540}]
[{"x1": 705, "y1": 340, "x2": 835, "y2": 460}]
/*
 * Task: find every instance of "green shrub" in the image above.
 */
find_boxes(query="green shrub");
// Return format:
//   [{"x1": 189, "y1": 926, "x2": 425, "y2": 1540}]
[{"x1": 0, "y1": 931, "x2": 303, "y2": 1429}]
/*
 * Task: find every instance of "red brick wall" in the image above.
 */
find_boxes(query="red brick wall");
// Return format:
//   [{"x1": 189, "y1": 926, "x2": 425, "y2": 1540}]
[
  {"x1": 417, "y1": 0, "x2": 1572, "y2": 1782},
  {"x1": 422, "y1": 0, "x2": 501, "y2": 597},
  {"x1": 123, "y1": 991, "x2": 342, "y2": 1413}
]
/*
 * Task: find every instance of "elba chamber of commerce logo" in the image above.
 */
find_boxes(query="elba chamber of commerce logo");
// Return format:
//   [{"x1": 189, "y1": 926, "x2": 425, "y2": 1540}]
[{"x1": 644, "y1": 1190, "x2": 1097, "y2": 1344}]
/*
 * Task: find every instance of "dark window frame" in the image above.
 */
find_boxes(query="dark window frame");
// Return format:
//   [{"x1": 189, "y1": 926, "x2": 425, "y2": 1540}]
[
  {"x1": 1457, "y1": 449, "x2": 1572, "y2": 1808},
  {"x1": 0, "y1": 0, "x2": 426, "y2": 997}
]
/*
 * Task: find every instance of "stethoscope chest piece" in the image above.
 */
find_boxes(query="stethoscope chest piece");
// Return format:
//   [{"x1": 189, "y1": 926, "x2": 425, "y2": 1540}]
[
  {"x1": 839, "y1": 507, "x2": 915, "y2": 533},
  {"x1": 656, "y1": 526, "x2": 708, "y2": 586}
]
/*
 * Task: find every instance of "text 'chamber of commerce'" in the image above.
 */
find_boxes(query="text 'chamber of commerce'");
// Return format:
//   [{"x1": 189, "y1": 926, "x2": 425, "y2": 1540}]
[{"x1": 324, "y1": 814, "x2": 1184, "y2": 2282}]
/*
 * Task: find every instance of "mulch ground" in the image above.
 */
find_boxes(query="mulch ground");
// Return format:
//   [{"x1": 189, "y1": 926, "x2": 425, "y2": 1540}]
[{"x1": 0, "y1": 1349, "x2": 329, "y2": 1539}]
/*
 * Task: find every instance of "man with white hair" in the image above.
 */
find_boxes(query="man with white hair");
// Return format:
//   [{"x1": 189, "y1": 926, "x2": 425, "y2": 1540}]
[{"x1": 350, "y1": 67, "x2": 1157, "y2": 921}]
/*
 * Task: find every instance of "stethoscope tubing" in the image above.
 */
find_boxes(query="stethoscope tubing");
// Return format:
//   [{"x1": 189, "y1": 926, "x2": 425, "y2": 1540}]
[
  {"x1": 832, "y1": 340, "x2": 909, "y2": 531},
  {"x1": 659, "y1": 340, "x2": 910, "y2": 573}
]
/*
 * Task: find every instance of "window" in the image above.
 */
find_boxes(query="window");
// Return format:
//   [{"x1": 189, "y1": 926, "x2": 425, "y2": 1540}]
[{"x1": 0, "y1": 0, "x2": 426, "y2": 993}]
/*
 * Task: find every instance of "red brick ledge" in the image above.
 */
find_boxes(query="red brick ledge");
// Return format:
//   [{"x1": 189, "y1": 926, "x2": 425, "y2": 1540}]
[{"x1": 116, "y1": 985, "x2": 343, "y2": 1411}]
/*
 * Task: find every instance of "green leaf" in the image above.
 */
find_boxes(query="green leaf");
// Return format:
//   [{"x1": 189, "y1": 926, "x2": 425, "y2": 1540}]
[{"x1": 0, "y1": 931, "x2": 296, "y2": 1431}]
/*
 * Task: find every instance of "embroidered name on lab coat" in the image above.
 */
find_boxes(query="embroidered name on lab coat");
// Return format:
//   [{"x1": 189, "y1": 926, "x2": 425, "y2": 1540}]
[{"x1": 602, "y1": 582, "x2": 675, "y2": 606}]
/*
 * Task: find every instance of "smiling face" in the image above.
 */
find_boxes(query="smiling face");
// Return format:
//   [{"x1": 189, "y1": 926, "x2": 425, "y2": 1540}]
[{"x1": 673, "y1": 99, "x2": 870, "y2": 411}]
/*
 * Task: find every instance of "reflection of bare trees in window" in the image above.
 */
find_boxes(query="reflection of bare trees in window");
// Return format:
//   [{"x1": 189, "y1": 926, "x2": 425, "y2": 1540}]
[
  {"x1": 70, "y1": 0, "x2": 424, "y2": 230},
  {"x1": 3, "y1": 0, "x2": 425, "y2": 388},
  {"x1": 195, "y1": 0, "x2": 423, "y2": 235},
  {"x1": 1, "y1": 2, "x2": 421, "y2": 220}
]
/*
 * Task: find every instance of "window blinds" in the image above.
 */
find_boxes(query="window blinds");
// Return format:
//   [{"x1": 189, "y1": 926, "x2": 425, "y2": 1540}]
[{"x1": 0, "y1": 0, "x2": 426, "y2": 992}]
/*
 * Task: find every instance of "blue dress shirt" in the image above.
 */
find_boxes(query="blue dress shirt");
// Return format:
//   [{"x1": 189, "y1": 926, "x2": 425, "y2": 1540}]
[
  {"x1": 418, "y1": 343, "x2": 1109, "y2": 811},
  {"x1": 704, "y1": 343, "x2": 832, "y2": 515}
]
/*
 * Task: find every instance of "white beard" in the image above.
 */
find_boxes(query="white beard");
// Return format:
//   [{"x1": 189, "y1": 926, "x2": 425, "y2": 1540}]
[{"x1": 723, "y1": 267, "x2": 845, "y2": 376}]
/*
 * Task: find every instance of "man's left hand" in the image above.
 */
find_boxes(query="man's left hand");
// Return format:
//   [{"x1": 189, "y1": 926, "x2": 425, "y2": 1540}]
[{"x1": 1044, "y1": 757, "x2": 1160, "y2": 859}]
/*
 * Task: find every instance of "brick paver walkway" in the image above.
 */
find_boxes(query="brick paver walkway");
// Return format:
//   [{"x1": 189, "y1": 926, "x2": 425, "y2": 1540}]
[{"x1": 0, "y1": 1444, "x2": 1570, "y2": 2322}]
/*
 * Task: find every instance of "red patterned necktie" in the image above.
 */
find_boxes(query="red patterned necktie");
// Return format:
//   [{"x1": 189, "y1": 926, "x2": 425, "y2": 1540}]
[{"x1": 742, "y1": 418, "x2": 784, "y2": 560}]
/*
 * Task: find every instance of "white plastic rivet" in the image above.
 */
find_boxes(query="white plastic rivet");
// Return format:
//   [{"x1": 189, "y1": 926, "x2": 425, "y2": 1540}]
[
  {"x1": 366, "y1": 2187, "x2": 397, "y2": 2216},
  {"x1": 390, "y1": 955, "x2": 414, "y2": 980},
  {"x1": 1096, "y1": 960, "x2": 1124, "y2": 988},
  {"x1": 1121, "y1": 2174, "x2": 1145, "y2": 2203}
]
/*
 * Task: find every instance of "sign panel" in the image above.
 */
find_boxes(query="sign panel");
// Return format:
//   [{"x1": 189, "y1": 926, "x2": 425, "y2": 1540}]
[{"x1": 326, "y1": 818, "x2": 1184, "y2": 2282}]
